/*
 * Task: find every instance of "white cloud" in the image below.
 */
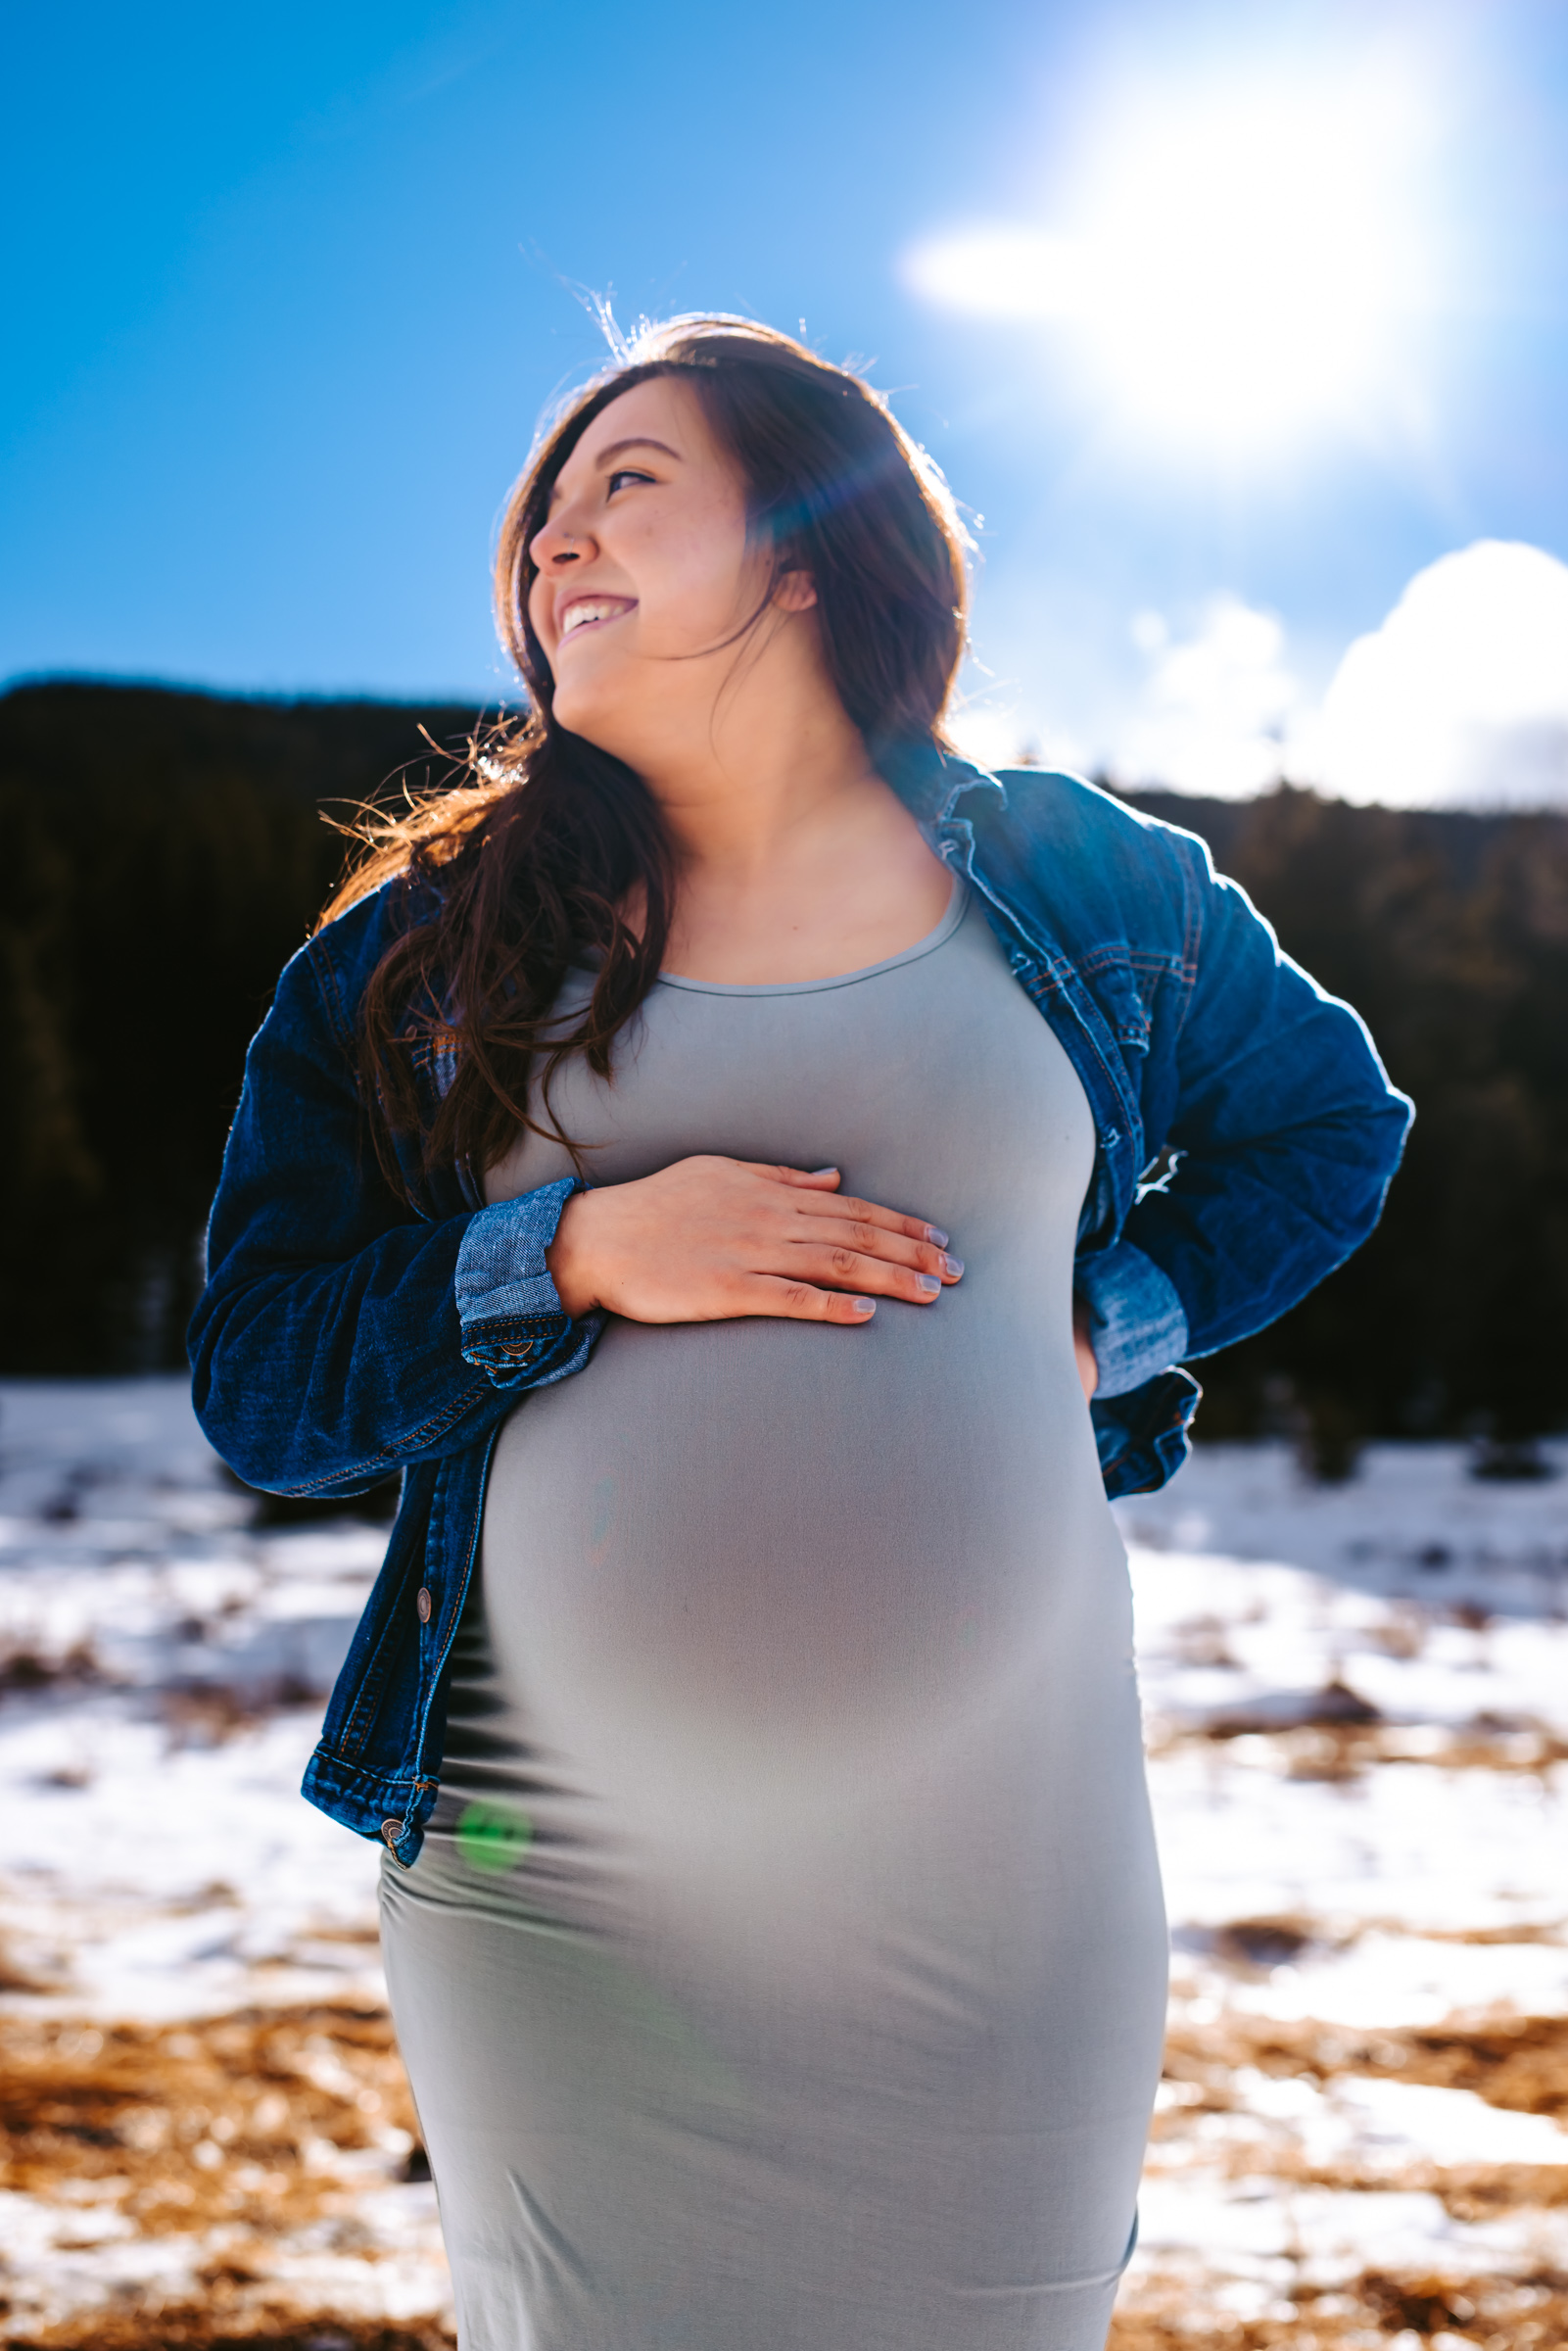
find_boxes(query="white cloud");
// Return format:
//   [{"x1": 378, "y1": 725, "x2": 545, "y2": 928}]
[
  {"x1": 1111, "y1": 597, "x2": 1301, "y2": 798},
  {"x1": 946, "y1": 544, "x2": 1568, "y2": 808},
  {"x1": 1305, "y1": 542, "x2": 1568, "y2": 809}
]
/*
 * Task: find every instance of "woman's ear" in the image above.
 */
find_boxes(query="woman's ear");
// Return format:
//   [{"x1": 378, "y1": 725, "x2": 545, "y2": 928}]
[{"x1": 774, "y1": 566, "x2": 819, "y2": 612}]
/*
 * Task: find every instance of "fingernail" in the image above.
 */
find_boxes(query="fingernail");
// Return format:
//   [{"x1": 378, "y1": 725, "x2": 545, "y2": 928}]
[
  {"x1": 853, "y1": 1297, "x2": 876, "y2": 1316},
  {"x1": 811, "y1": 1166, "x2": 839, "y2": 1177},
  {"x1": 926, "y1": 1225, "x2": 949, "y2": 1247},
  {"x1": 941, "y1": 1254, "x2": 964, "y2": 1278},
  {"x1": 915, "y1": 1273, "x2": 941, "y2": 1296}
]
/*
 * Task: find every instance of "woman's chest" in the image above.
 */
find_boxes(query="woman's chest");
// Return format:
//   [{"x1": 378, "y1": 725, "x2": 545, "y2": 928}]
[{"x1": 487, "y1": 901, "x2": 1094, "y2": 1261}]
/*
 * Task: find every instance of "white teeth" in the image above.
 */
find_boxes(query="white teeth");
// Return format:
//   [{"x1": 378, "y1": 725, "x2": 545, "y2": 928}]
[{"x1": 560, "y1": 600, "x2": 625, "y2": 638}]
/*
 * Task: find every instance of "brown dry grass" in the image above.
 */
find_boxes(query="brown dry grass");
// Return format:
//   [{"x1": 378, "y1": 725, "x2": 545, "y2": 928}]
[
  {"x1": 0, "y1": 2005, "x2": 421, "y2": 2237},
  {"x1": 7, "y1": 2325, "x2": 452, "y2": 2350},
  {"x1": 1110, "y1": 2270, "x2": 1568, "y2": 2349},
  {"x1": 1164, "y1": 2006, "x2": 1568, "y2": 2121},
  {"x1": 0, "y1": 2006, "x2": 440, "y2": 2348},
  {"x1": 1149, "y1": 1707, "x2": 1568, "y2": 1784},
  {"x1": 1156, "y1": 2004, "x2": 1568, "y2": 2235},
  {"x1": 4, "y1": 2000, "x2": 1568, "y2": 2347},
  {"x1": 16, "y1": 2278, "x2": 1568, "y2": 2351}
]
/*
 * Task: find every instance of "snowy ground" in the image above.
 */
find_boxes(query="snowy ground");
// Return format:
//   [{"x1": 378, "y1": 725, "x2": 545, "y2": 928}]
[{"x1": 2, "y1": 1380, "x2": 1565, "y2": 2348}]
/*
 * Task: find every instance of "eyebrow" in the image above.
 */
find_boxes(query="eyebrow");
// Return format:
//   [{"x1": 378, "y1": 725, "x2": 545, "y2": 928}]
[{"x1": 593, "y1": 436, "x2": 682, "y2": 465}]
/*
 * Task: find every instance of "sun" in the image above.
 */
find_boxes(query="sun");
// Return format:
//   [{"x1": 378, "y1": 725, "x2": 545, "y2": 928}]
[{"x1": 902, "y1": 61, "x2": 1436, "y2": 452}]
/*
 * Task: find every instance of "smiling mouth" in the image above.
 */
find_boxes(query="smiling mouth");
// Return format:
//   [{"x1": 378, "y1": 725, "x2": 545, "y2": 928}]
[{"x1": 558, "y1": 597, "x2": 636, "y2": 642}]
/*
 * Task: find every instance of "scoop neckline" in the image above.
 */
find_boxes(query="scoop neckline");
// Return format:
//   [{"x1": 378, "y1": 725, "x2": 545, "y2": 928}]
[{"x1": 656, "y1": 875, "x2": 969, "y2": 998}]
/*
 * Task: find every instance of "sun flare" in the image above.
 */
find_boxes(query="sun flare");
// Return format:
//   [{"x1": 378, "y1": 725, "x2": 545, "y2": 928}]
[{"x1": 903, "y1": 63, "x2": 1436, "y2": 449}]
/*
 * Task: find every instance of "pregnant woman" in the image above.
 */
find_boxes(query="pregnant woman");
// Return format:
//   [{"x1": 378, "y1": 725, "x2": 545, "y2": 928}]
[{"x1": 192, "y1": 317, "x2": 1410, "y2": 2350}]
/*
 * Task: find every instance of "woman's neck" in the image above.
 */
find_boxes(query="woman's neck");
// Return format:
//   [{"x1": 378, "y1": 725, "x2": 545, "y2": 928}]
[
  {"x1": 649, "y1": 736, "x2": 953, "y2": 988},
  {"x1": 609, "y1": 608, "x2": 954, "y2": 986}
]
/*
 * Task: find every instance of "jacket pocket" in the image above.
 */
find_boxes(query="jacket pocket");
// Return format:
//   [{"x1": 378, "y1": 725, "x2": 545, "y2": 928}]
[{"x1": 1083, "y1": 951, "x2": 1154, "y2": 1058}]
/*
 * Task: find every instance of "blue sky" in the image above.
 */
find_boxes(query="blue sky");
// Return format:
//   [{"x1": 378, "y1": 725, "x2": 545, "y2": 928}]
[{"x1": 4, "y1": 0, "x2": 1567, "y2": 797}]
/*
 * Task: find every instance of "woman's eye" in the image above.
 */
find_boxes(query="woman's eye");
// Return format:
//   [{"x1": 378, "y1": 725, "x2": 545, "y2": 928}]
[{"x1": 606, "y1": 468, "x2": 654, "y2": 496}]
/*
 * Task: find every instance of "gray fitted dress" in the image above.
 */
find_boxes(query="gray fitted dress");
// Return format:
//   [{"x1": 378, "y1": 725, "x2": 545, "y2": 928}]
[{"x1": 379, "y1": 882, "x2": 1168, "y2": 2351}]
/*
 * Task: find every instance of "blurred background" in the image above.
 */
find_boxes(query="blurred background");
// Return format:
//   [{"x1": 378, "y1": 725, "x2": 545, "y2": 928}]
[
  {"x1": 5, "y1": 0, "x2": 1568, "y2": 1463},
  {"x1": 5, "y1": 9, "x2": 1568, "y2": 2346},
  {"x1": 6, "y1": 0, "x2": 1568, "y2": 1465}
]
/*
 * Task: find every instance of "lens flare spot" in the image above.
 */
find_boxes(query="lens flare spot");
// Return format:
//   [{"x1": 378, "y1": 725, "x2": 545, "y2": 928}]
[{"x1": 456, "y1": 1799, "x2": 534, "y2": 1875}]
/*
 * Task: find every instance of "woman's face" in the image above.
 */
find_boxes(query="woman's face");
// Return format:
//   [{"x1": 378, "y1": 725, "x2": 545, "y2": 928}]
[{"x1": 528, "y1": 376, "x2": 805, "y2": 765}]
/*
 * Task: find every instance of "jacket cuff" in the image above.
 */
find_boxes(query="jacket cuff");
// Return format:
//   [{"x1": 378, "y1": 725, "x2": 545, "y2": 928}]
[
  {"x1": 1075, "y1": 1239, "x2": 1190, "y2": 1398},
  {"x1": 454, "y1": 1177, "x2": 604, "y2": 1390},
  {"x1": 1091, "y1": 1367, "x2": 1203, "y2": 1499}
]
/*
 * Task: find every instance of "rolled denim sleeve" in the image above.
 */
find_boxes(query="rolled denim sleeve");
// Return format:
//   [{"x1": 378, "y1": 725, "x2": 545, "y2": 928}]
[
  {"x1": 455, "y1": 1177, "x2": 606, "y2": 1387},
  {"x1": 1074, "y1": 1238, "x2": 1190, "y2": 1398},
  {"x1": 191, "y1": 923, "x2": 607, "y2": 1498}
]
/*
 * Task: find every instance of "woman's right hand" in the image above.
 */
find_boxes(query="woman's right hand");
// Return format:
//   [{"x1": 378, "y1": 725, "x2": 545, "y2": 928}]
[{"x1": 546, "y1": 1157, "x2": 963, "y2": 1326}]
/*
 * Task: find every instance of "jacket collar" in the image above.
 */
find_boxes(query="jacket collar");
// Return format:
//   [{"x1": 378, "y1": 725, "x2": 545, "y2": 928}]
[{"x1": 877, "y1": 738, "x2": 1009, "y2": 835}]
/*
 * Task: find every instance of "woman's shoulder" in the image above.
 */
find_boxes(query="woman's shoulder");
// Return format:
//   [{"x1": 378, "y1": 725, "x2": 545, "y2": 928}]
[
  {"x1": 965, "y1": 765, "x2": 1214, "y2": 941},
  {"x1": 249, "y1": 871, "x2": 440, "y2": 1062},
  {"x1": 301, "y1": 870, "x2": 443, "y2": 1028},
  {"x1": 309, "y1": 872, "x2": 405, "y2": 962},
  {"x1": 983, "y1": 764, "x2": 1212, "y2": 872}
]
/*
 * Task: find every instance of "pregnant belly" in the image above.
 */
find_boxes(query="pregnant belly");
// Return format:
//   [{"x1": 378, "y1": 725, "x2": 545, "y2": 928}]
[{"x1": 478, "y1": 1307, "x2": 1121, "y2": 1807}]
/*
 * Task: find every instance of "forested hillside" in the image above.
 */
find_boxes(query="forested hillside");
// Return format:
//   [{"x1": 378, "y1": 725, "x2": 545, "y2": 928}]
[
  {"x1": 1131, "y1": 787, "x2": 1568, "y2": 1458},
  {"x1": 1, "y1": 682, "x2": 485, "y2": 1376},
  {"x1": 5, "y1": 681, "x2": 1565, "y2": 1458}
]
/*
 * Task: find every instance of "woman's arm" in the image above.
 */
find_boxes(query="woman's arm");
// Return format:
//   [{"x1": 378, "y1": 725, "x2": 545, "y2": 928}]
[
  {"x1": 1077, "y1": 855, "x2": 1413, "y2": 1393},
  {"x1": 189, "y1": 941, "x2": 599, "y2": 1498}
]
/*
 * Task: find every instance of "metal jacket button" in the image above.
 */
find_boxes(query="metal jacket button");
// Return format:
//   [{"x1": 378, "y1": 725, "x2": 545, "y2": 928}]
[{"x1": 416, "y1": 1586, "x2": 433, "y2": 1623}]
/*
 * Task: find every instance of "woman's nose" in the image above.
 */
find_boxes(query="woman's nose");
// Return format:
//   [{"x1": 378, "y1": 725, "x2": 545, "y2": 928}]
[{"x1": 531, "y1": 510, "x2": 593, "y2": 570}]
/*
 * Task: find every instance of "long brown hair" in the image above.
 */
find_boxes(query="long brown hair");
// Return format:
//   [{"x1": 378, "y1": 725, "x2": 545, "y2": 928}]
[{"x1": 324, "y1": 315, "x2": 971, "y2": 1194}]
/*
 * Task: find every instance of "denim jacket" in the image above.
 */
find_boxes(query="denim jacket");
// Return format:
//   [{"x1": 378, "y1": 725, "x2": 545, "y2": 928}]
[{"x1": 189, "y1": 755, "x2": 1412, "y2": 1861}]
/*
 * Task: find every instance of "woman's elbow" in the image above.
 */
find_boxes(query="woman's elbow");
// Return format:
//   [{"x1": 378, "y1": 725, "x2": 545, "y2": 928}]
[
  {"x1": 188, "y1": 1287, "x2": 312, "y2": 1491},
  {"x1": 1333, "y1": 1088, "x2": 1414, "y2": 1252}
]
